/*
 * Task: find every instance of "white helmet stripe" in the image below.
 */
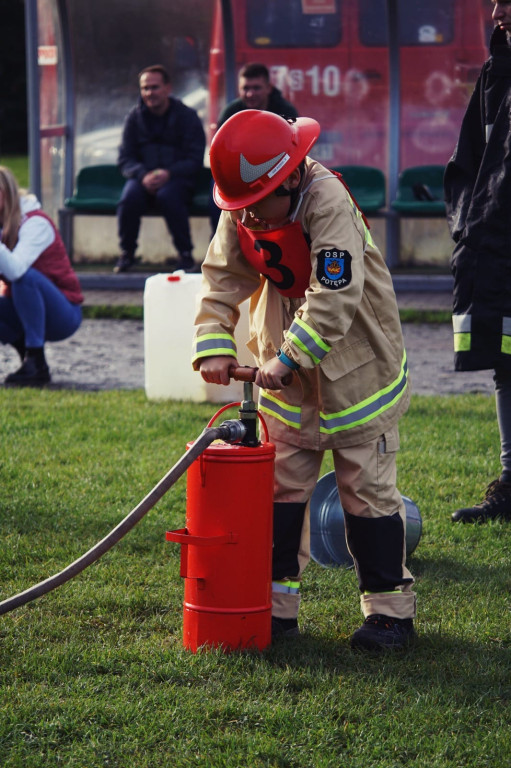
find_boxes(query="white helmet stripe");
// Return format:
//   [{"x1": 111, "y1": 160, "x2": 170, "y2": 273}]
[{"x1": 240, "y1": 152, "x2": 286, "y2": 183}]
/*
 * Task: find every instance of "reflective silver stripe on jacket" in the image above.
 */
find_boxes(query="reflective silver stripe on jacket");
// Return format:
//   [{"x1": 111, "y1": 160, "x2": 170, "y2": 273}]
[
  {"x1": 286, "y1": 317, "x2": 331, "y2": 364},
  {"x1": 272, "y1": 580, "x2": 300, "y2": 594},
  {"x1": 319, "y1": 352, "x2": 408, "y2": 434},
  {"x1": 192, "y1": 333, "x2": 237, "y2": 362},
  {"x1": 259, "y1": 391, "x2": 302, "y2": 429}
]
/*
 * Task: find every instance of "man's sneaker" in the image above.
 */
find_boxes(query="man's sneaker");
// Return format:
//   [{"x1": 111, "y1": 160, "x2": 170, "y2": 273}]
[
  {"x1": 271, "y1": 617, "x2": 300, "y2": 640},
  {"x1": 167, "y1": 252, "x2": 196, "y2": 272},
  {"x1": 350, "y1": 614, "x2": 416, "y2": 652},
  {"x1": 452, "y1": 479, "x2": 511, "y2": 523},
  {"x1": 113, "y1": 252, "x2": 135, "y2": 273}
]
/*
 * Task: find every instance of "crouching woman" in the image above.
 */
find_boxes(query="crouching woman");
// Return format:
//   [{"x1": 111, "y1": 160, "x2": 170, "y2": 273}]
[{"x1": 0, "y1": 166, "x2": 83, "y2": 386}]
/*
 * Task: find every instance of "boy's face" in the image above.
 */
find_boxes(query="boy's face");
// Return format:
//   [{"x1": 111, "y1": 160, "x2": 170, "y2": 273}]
[
  {"x1": 241, "y1": 167, "x2": 301, "y2": 228},
  {"x1": 243, "y1": 190, "x2": 293, "y2": 228}
]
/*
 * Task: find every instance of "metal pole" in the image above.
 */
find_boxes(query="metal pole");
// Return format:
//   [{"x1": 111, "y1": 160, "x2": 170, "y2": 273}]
[
  {"x1": 24, "y1": 0, "x2": 41, "y2": 198},
  {"x1": 385, "y1": 0, "x2": 401, "y2": 269},
  {"x1": 57, "y1": 0, "x2": 74, "y2": 200},
  {"x1": 220, "y1": 0, "x2": 236, "y2": 102}
]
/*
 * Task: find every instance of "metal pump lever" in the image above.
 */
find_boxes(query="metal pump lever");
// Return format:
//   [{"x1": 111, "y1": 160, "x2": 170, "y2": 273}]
[
  {"x1": 226, "y1": 365, "x2": 293, "y2": 447},
  {"x1": 228, "y1": 365, "x2": 293, "y2": 386}
]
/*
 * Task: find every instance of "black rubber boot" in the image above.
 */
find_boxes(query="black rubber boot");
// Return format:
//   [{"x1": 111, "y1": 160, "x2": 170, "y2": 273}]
[
  {"x1": 351, "y1": 614, "x2": 416, "y2": 652},
  {"x1": 5, "y1": 347, "x2": 50, "y2": 387},
  {"x1": 452, "y1": 479, "x2": 511, "y2": 523},
  {"x1": 271, "y1": 617, "x2": 300, "y2": 640}
]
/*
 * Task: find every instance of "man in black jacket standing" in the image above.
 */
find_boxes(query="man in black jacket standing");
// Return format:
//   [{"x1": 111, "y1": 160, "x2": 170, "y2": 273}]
[
  {"x1": 209, "y1": 63, "x2": 299, "y2": 234},
  {"x1": 216, "y1": 62, "x2": 298, "y2": 128},
  {"x1": 114, "y1": 64, "x2": 205, "y2": 273},
  {"x1": 445, "y1": 1, "x2": 511, "y2": 523}
]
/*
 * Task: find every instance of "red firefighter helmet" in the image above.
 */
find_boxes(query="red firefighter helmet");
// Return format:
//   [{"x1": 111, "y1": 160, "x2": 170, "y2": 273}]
[{"x1": 210, "y1": 110, "x2": 320, "y2": 210}]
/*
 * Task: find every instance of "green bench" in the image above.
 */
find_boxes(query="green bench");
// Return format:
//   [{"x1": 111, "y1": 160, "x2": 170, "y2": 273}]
[
  {"x1": 391, "y1": 165, "x2": 446, "y2": 216},
  {"x1": 331, "y1": 165, "x2": 387, "y2": 216},
  {"x1": 58, "y1": 164, "x2": 213, "y2": 259}
]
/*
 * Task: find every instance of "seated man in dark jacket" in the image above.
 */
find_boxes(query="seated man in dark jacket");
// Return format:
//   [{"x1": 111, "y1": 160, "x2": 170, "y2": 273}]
[{"x1": 115, "y1": 64, "x2": 206, "y2": 273}]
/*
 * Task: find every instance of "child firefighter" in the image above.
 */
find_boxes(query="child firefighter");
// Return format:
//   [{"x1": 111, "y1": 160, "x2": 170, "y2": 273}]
[{"x1": 192, "y1": 110, "x2": 416, "y2": 651}]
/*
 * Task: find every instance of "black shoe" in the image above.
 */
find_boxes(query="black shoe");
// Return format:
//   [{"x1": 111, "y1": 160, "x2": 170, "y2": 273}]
[
  {"x1": 184, "y1": 262, "x2": 202, "y2": 274},
  {"x1": 5, "y1": 356, "x2": 51, "y2": 387},
  {"x1": 168, "y1": 252, "x2": 195, "y2": 272},
  {"x1": 113, "y1": 252, "x2": 135, "y2": 273},
  {"x1": 452, "y1": 479, "x2": 511, "y2": 523},
  {"x1": 350, "y1": 614, "x2": 416, "y2": 652},
  {"x1": 271, "y1": 617, "x2": 300, "y2": 640},
  {"x1": 10, "y1": 337, "x2": 25, "y2": 361}
]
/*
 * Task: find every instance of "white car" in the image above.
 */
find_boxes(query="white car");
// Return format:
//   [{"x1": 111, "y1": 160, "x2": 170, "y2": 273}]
[{"x1": 74, "y1": 85, "x2": 209, "y2": 169}]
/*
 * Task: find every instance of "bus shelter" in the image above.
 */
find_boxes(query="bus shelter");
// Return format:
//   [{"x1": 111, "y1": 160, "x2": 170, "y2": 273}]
[{"x1": 24, "y1": 0, "x2": 490, "y2": 267}]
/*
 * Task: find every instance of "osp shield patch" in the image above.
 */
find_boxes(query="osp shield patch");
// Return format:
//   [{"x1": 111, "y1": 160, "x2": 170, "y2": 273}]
[{"x1": 316, "y1": 248, "x2": 352, "y2": 289}]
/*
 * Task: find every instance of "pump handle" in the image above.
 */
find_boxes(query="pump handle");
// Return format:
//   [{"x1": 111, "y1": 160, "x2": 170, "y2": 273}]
[{"x1": 228, "y1": 365, "x2": 293, "y2": 386}]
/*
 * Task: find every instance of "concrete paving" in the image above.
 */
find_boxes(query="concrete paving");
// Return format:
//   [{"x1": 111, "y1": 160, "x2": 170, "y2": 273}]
[{"x1": 0, "y1": 277, "x2": 495, "y2": 397}]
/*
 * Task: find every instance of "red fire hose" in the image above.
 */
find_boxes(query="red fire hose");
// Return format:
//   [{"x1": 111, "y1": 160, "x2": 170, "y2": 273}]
[{"x1": 0, "y1": 365, "x2": 281, "y2": 617}]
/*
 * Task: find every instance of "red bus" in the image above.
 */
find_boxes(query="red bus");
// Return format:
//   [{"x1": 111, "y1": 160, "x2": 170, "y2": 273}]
[{"x1": 208, "y1": 0, "x2": 491, "y2": 174}]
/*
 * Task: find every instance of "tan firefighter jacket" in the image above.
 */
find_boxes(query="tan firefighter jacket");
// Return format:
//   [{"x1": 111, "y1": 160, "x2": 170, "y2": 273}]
[{"x1": 192, "y1": 158, "x2": 410, "y2": 450}]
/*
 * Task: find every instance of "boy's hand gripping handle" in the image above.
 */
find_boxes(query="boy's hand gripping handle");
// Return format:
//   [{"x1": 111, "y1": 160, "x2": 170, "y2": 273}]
[{"x1": 228, "y1": 365, "x2": 293, "y2": 386}]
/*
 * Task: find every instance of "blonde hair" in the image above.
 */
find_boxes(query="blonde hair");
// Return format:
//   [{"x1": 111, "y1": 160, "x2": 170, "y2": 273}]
[{"x1": 0, "y1": 166, "x2": 22, "y2": 250}]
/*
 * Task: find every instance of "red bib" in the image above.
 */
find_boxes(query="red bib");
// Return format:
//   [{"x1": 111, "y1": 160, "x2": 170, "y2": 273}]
[{"x1": 237, "y1": 219, "x2": 312, "y2": 298}]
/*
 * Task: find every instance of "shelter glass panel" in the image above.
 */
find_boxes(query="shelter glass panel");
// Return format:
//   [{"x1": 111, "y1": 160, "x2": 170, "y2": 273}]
[
  {"x1": 66, "y1": 0, "x2": 213, "y2": 170},
  {"x1": 37, "y1": 0, "x2": 66, "y2": 219},
  {"x1": 359, "y1": 0, "x2": 455, "y2": 46},
  {"x1": 246, "y1": 0, "x2": 341, "y2": 47}
]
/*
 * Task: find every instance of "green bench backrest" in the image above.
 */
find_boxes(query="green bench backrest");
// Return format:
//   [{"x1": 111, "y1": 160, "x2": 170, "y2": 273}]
[
  {"x1": 65, "y1": 164, "x2": 212, "y2": 216},
  {"x1": 74, "y1": 164, "x2": 125, "y2": 202},
  {"x1": 189, "y1": 166, "x2": 213, "y2": 216},
  {"x1": 395, "y1": 165, "x2": 445, "y2": 203},
  {"x1": 331, "y1": 165, "x2": 386, "y2": 213}
]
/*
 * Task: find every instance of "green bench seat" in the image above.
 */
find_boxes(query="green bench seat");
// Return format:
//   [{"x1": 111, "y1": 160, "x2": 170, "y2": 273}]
[
  {"x1": 332, "y1": 165, "x2": 387, "y2": 215},
  {"x1": 391, "y1": 165, "x2": 446, "y2": 216},
  {"x1": 59, "y1": 164, "x2": 212, "y2": 259}
]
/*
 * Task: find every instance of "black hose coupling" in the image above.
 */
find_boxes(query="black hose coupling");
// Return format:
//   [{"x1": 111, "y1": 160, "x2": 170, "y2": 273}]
[{"x1": 214, "y1": 419, "x2": 247, "y2": 444}]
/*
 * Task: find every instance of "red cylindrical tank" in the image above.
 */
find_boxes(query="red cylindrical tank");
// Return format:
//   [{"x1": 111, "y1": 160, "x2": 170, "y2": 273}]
[{"x1": 166, "y1": 439, "x2": 275, "y2": 652}]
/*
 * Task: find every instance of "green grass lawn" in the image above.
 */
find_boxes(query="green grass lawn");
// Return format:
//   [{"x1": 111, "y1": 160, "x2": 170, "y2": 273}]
[{"x1": 0, "y1": 390, "x2": 509, "y2": 767}]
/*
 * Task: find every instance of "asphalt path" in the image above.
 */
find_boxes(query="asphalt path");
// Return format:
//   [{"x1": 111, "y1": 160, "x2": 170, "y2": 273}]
[{"x1": 0, "y1": 317, "x2": 495, "y2": 397}]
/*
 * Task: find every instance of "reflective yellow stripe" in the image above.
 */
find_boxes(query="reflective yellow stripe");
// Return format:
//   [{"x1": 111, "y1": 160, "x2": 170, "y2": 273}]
[
  {"x1": 502, "y1": 335, "x2": 511, "y2": 355},
  {"x1": 453, "y1": 315, "x2": 511, "y2": 355},
  {"x1": 259, "y1": 391, "x2": 301, "y2": 429},
  {"x1": 454, "y1": 333, "x2": 471, "y2": 352},
  {"x1": 260, "y1": 354, "x2": 407, "y2": 434},
  {"x1": 273, "y1": 580, "x2": 300, "y2": 594},
  {"x1": 192, "y1": 333, "x2": 237, "y2": 363},
  {"x1": 365, "y1": 228, "x2": 375, "y2": 248},
  {"x1": 286, "y1": 317, "x2": 331, "y2": 365},
  {"x1": 352, "y1": 202, "x2": 375, "y2": 248},
  {"x1": 452, "y1": 313, "x2": 471, "y2": 353},
  {"x1": 319, "y1": 351, "x2": 408, "y2": 434}
]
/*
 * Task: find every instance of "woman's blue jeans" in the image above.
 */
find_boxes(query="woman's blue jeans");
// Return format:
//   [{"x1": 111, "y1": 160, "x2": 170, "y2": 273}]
[{"x1": 0, "y1": 268, "x2": 82, "y2": 348}]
